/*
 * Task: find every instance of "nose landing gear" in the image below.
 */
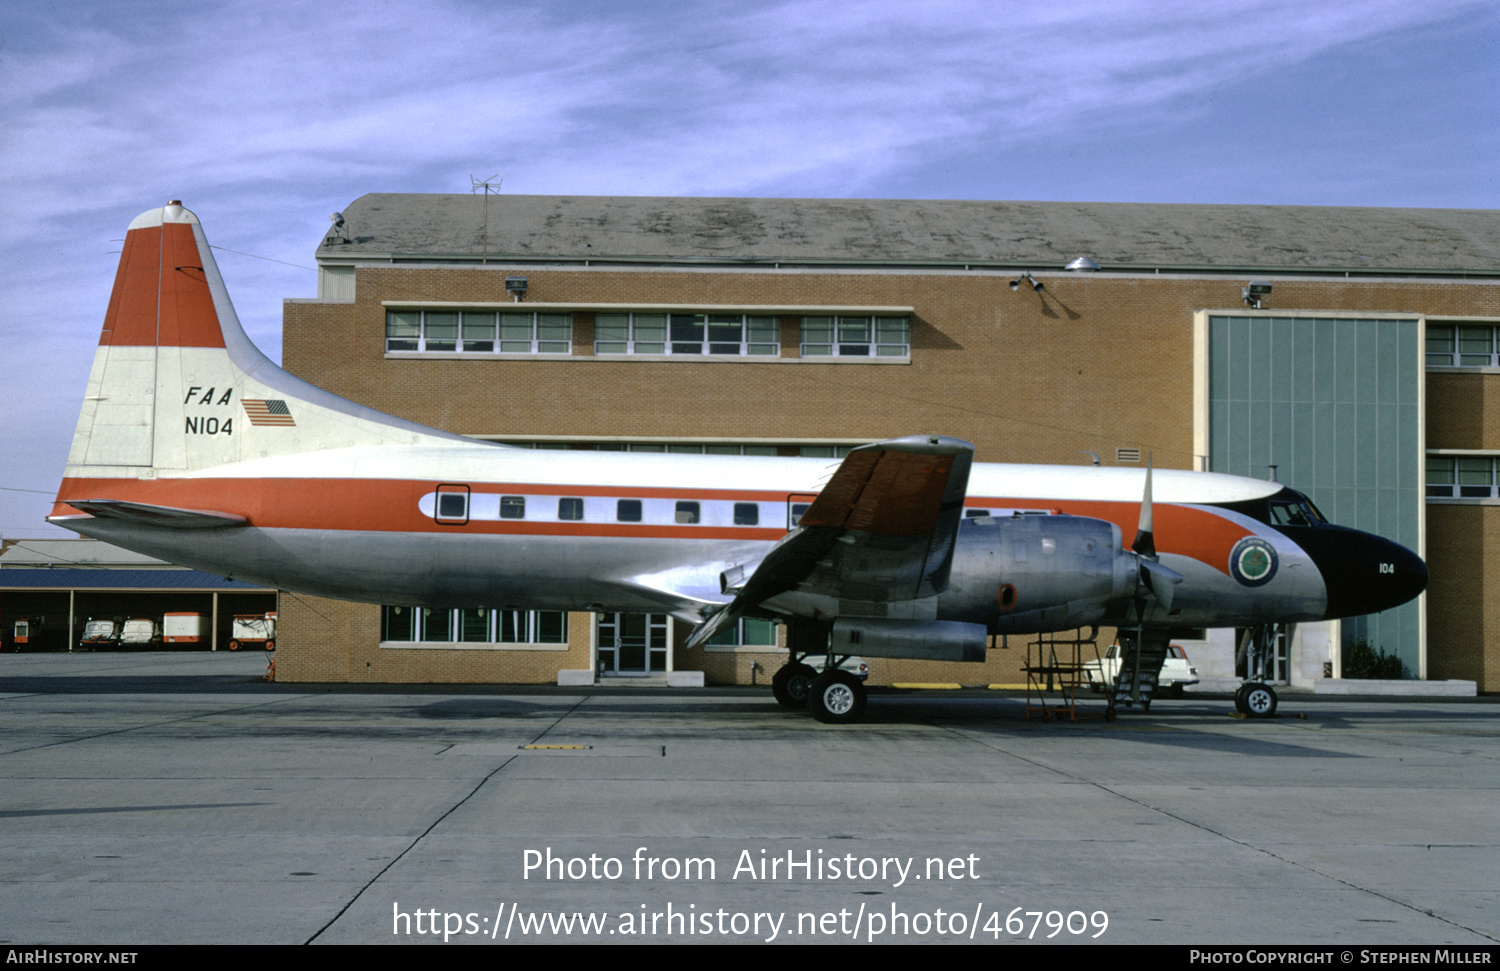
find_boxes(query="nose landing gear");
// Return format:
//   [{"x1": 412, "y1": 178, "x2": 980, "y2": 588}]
[{"x1": 1235, "y1": 682, "x2": 1278, "y2": 718}]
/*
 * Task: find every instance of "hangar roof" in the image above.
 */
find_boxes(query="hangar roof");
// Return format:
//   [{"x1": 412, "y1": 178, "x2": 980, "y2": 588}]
[{"x1": 320, "y1": 194, "x2": 1500, "y2": 276}]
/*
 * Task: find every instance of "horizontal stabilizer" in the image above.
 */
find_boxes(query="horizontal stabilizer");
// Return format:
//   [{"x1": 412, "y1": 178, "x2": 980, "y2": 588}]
[{"x1": 64, "y1": 500, "x2": 246, "y2": 529}]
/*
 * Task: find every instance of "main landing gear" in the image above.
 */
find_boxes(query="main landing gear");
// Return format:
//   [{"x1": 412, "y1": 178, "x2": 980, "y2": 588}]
[
  {"x1": 806, "y1": 668, "x2": 866, "y2": 724},
  {"x1": 772, "y1": 621, "x2": 869, "y2": 723},
  {"x1": 771, "y1": 662, "x2": 817, "y2": 709},
  {"x1": 769, "y1": 657, "x2": 869, "y2": 722}
]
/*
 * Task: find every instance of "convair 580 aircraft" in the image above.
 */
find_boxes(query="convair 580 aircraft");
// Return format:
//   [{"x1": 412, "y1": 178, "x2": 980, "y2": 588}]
[{"x1": 51, "y1": 203, "x2": 1427, "y2": 722}]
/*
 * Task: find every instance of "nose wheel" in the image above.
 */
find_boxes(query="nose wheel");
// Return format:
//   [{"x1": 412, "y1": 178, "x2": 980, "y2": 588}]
[{"x1": 1235, "y1": 682, "x2": 1278, "y2": 718}]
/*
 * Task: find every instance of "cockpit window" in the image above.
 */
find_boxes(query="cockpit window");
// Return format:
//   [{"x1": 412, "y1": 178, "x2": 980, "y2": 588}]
[
  {"x1": 1221, "y1": 488, "x2": 1327, "y2": 527},
  {"x1": 1267, "y1": 490, "x2": 1326, "y2": 527}
]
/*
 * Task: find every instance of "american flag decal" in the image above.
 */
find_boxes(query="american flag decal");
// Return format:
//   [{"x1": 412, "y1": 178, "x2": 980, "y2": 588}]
[{"x1": 242, "y1": 399, "x2": 296, "y2": 426}]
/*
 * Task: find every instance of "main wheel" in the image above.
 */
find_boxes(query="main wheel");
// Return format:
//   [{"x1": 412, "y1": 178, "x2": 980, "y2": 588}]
[
  {"x1": 771, "y1": 662, "x2": 817, "y2": 710},
  {"x1": 1234, "y1": 683, "x2": 1251, "y2": 714},
  {"x1": 807, "y1": 670, "x2": 866, "y2": 724},
  {"x1": 1242, "y1": 683, "x2": 1277, "y2": 718}
]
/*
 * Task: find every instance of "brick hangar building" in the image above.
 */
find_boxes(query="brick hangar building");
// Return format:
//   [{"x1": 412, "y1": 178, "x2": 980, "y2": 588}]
[{"x1": 273, "y1": 194, "x2": 1500, "y2": 692}]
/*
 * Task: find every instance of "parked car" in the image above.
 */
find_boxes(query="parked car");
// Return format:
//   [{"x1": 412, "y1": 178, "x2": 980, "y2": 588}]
[
  {"x1": 1083, "y1": 642, "x2": 1199, "y2": 696},
  {"x1": 119, "y1": 618, "x2": 162, "y2": 648},
  {"x1": 79, "y1": 618, "x2": 121, "y2": 650}
]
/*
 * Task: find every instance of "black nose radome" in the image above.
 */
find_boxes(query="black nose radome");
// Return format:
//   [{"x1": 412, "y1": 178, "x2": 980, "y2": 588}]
[{"x1": 1290, "y1": 525, "x2": 1427, "y2": 620}]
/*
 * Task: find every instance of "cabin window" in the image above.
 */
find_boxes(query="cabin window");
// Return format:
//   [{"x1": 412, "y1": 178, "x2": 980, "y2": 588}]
[
  {"x1": 675, "y1": 501, "x2": 700, "y2": 524},
  {"x1": 435, "y1": 484, "x2": 470, "y2": 524},
  {"x1": 500, "y1": 496, "x2": 526, "y2": 519},
  {"x1": 558, "y1": 497, "x2": 584, "y2": 521},
  {"x1": 617, "y1": 499, "x2": 642, "y2": 522},
  {"x1": 734, "y1": 502, "x2": 759, "y2": 526}
]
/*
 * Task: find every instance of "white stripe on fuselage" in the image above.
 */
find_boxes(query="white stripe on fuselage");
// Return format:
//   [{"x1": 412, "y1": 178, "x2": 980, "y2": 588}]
[{"x1": 97, "y1": 443, "x2": 1284, "y2": 506}]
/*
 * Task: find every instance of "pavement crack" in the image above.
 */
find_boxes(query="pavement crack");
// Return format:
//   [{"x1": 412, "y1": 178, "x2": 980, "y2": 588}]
[{"x1": 304, "y1": 695, "x2": 591, "y2": 944}]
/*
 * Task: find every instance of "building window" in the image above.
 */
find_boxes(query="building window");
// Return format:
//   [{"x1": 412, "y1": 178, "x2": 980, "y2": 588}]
[
  {"x1": 382, "y1": 605, "x2": 568, "y2": 644},
  {"x1": 497, "y1": 609, "x2": 568, "y2": 644},
  {"x1": 595, "y1": 313, "x2": 778, "y2": 356},
  {"x1": 387, "y1": 310, "x2": 571, "y2": 354},
  {"x1": 800, "y1": 316, "x2": 909, "y2": 357},
  {"x1": 1428, "y1": 323, "x2": 1499, "y2": 367},
  {"x1": 706, "y1": 617, "x2": 778, "y2": 647},
  {"x1": 1427, "y1": 456, "x2": 1499, "y2": 499}
]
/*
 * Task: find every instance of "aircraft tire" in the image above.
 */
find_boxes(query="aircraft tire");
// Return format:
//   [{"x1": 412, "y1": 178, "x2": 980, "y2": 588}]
[
  {"x1": 807, "y1": 670, "x2": 866, "y2": 724},
  {"x1": 771, "y1": 663, "x2": 817, "y2": 710},
  {"x1": 1242, "y1": 683, "x2": 1277, "y2": 718},
  {"x1": 1233, "y1": 683, "x2": 1250, "y2": 714}
]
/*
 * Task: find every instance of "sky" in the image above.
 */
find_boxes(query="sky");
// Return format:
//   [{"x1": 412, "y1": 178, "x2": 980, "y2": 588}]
[{"x1": 2, "y1": 0, "x2": 1497, "y2": 538}]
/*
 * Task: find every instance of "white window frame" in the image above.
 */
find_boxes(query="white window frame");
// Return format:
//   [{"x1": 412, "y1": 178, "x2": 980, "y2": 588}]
[
  {"x1": 1427, "y1": 322, "x2": 1500, "y2": 368},
  {"x1": 594, "y1": 312, "x2": 779, "y2": 356},
  {"x1": 380, "y1": 605, "x2": 569, "y2": 646},
  {"x1": 704, "y1": 616, "x2": 779, "y2": 648},
  {"x1": 386, "y1": 310, "x2": 571, "y2": 355},
  {"x1": 800, "y1": 316, "x2": 909, "y2": 358},
  {"x1": 1426, "y1": 454, "x2": 1500, "y2": 500}
]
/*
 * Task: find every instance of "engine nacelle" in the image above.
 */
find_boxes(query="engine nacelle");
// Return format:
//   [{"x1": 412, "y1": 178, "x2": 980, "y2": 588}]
[
  {"x1": 939, "y1": 514, "x2": 1138, "y2": 633},
  {"x1": 830, "y1": 618, "x2": 987, "y2": 662}
]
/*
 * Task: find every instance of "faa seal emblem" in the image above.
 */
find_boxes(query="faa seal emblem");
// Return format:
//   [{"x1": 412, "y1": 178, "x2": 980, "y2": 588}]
[{"x1": 1229, "y1": 537, "x2": 1278, "y2": 586}]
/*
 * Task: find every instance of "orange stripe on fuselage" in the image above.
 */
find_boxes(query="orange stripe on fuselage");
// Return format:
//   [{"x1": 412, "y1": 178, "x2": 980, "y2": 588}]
[
  {"x1": 99, "y1": 223, "x2": 224, "y2": 348},
  {"x1": 52, "y1": 477, "x2": 792, "y2": 540},
  {"x1": 52, "y1": 478, "x2": 1256, "y2": 574}
]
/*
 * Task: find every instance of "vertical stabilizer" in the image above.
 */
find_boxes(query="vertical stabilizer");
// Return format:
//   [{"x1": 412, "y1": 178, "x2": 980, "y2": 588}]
[{"x1": 62, "y1": 202, "x2": 476, "y2": 488}]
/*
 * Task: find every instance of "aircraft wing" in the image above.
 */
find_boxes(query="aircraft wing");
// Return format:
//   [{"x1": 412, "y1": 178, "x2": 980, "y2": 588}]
[
  {"x1": 686, "y1": 435, "x2": 972, "y2": 648},
  {"x1": 61, "y1": 500, "x2": 247, "y2": 529}
]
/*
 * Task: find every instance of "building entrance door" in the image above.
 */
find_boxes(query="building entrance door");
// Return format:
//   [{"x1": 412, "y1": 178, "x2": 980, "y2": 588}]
[{"x1": 596, "y1": 613, "x2": 669, "y2": 676}]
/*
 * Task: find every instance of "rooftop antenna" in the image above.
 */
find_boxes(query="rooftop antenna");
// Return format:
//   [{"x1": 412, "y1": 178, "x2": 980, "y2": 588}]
[{"x1": 470, "y1": 174, "x2": 502, "y2": 264}]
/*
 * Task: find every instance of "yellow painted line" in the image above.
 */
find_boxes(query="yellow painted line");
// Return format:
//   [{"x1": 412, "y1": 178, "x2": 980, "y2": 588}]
[
  {"x1": 892, "y1": 682, "x2": 963, "y2": 690},
  {"x1": 521, "y1": 744, "x2": 591, "y2": 750},
  {"x1": 987, "y1": 683, "x2": 1031, "y2": 690}
]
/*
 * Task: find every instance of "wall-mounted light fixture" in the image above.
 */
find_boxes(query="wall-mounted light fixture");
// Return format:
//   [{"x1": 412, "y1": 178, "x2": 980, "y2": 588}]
[
  {"x1": 1242, "y1": 281, "x2": 1272, "y2": 308},
  {"x1": 1009, "y1": 272, "x2": 1044, "y2": 292},
  {"x1": 505, "y1": 276, "x2": 529, "y2": 302}
]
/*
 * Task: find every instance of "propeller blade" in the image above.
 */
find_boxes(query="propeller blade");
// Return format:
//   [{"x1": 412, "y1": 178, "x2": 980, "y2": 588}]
[
  {"x1": 1139, "y1": 557, "x2": 1184, "y2": 612},
  {"x1": 1132, "y1": 456, "x2": 1155, "y2": 558}
]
